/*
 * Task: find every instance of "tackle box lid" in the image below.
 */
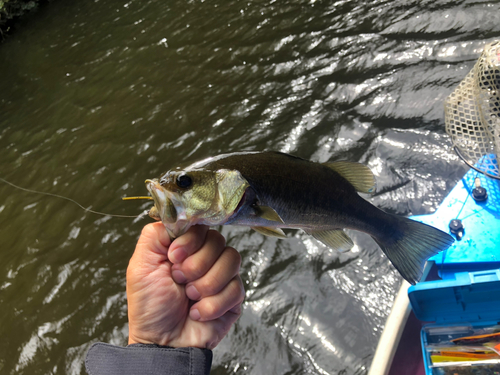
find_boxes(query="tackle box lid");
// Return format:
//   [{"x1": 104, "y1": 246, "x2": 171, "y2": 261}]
[
  {"x1": 408, "y1": 269, "x2": 500, "y2": 323},
  {"x1": 410, "y1": 163, "x2": 500, "y2": 279}
]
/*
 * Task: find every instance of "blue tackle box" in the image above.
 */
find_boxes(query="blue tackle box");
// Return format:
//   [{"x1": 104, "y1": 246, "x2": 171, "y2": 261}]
[
  {"x1": 407, "y1": 165, "x2": 500, "y2": 375},
  {"x1": 410, "y1": 270, "x2": 500, "y2": 374}
]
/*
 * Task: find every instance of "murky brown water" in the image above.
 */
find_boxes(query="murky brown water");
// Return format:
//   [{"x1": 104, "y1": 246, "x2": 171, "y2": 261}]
[{"x1": 1, "y1": 0, "x2": 499, "y2": 374}]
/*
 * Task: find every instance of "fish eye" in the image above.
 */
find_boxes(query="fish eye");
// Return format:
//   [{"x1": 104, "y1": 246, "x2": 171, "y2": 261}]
[{"x1": 176, "y1": 174, "x2": 192, "y2": 189}]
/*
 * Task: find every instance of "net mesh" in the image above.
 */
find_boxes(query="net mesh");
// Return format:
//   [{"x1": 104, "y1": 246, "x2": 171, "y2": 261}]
[{"x1": 445, "y1": 40, "x2": 500, "y2": 178}]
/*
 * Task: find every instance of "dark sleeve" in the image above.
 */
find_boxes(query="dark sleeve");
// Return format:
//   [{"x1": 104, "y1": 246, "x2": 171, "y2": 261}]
[{"x1": 85, "y1": 342, "x2": 213, "y2": 375}]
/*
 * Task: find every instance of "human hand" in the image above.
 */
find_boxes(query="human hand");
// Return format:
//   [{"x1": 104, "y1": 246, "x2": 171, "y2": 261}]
[{"x1": 126, "y1": 222, "x2": 244, "y2": 349}]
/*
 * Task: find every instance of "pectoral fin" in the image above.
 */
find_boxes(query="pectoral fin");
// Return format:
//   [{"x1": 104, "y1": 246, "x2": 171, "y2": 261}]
[
  {"x1": 254, "y1": 205, "x2": 284, "y2": 223},
  {"x1": 308, "y1": 229, "x2": 354, "y2": 252},
  {"x1": 252, "y1": 226, "x2": 287, "y2": 238},
  {"x1": 323, "y1": 161, "x2": 375, "y2": 194}
]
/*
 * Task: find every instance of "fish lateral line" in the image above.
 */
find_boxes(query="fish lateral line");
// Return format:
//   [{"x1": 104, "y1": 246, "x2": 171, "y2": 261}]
[
  {"x1": 122, "y1": 196, "x2": 154, "y2": 201},
  {"x1": 0, "y1": 176, "x2": 144, "y2": 219}
]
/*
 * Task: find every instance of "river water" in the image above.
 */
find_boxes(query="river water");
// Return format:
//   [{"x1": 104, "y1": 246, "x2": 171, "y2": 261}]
[{"x1": 1, "y1": 0, "x2": 499, "y2": 374}]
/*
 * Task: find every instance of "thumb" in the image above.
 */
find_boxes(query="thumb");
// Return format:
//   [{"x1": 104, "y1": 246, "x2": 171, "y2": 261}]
[{"x1": 128, "y1": 222, "x2": 172, "y2": 279}]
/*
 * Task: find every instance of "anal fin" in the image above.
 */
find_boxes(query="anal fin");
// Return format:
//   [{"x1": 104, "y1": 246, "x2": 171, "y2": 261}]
[
  {"x1": 252, "y1": 226, "x2": 287, "y2": 238},
  {"x1": 308, "y1": 229, "x2": 354, "y2": 252}
]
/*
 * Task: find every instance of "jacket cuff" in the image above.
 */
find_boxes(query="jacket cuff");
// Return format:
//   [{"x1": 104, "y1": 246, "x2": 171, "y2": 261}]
[{"x1": 85, "y1": 342, "x2": 212, "y2": 375}]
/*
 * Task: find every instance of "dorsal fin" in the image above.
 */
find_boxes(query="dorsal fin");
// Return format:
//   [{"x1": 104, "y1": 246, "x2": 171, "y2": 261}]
[{"x1": 323, "y1": 161, "x2": 376, "y2": 194}]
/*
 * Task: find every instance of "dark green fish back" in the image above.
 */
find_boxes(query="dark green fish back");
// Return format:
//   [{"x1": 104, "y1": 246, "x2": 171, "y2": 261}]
[{"x1": 199, "y1": 151, "x2": 384, "y2": 231}]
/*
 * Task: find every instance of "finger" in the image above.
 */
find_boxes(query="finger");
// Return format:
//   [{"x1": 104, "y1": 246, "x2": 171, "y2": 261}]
[
  {"x1": 189, "y1": 275, "x2": 245, "y2": 322},
  {"x1": 129, "y1": 222, "x2": 171, "y2": 266},
  {"x1": 168, "y1": 225, "x2": 210, "y2": 264},
  {"x1": 127, "y1": 222, "x2": 172, "y2": 284},
  {"x1": 185, "y1": 246, "x2": 241, "y2": 301},
  {"x1": 138, "y1": 222, "x2": 171, "y2": 253},
  {"x1": 204, "y1": 307, "x2": 243, "y2": 350},
  {"x1": 171, "y1": 230, "x2": 226, "y2": 284}
]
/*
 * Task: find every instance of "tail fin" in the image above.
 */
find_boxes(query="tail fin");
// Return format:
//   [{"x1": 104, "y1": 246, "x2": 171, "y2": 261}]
[{"x1": 374, "y1": 217, "x2": 454, "y2": 285}]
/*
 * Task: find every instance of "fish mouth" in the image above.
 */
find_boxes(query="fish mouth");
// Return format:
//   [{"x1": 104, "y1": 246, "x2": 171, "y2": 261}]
[
  {"x1": 145, "y1": 179, "x2": 160, "y2": 197},
  {"x1": 145, "y1": 179, "x2": 177, "y2": 224},
  {"x1": 145, "y1": 179, "x2": 163, "y2": 220}
]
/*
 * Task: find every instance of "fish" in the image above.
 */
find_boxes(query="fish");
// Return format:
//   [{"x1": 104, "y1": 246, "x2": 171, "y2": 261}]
[{"x1": 145, "y1": 151, "x2": 454, "y2": 284}]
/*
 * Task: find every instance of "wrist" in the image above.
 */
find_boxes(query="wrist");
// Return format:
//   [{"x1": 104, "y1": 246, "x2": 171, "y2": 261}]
[{"x1": 128, "y1": 331, "x2": 170, "y2": 347}]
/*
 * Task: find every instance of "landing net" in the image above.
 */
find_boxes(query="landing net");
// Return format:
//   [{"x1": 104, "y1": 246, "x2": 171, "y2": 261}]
[{"x1": 445, "y1": 40, "x2": 500, "y2": 179}]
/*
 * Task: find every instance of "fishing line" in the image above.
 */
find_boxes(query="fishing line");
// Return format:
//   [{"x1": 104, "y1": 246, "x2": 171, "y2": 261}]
[
  {"x1": 446, "y1": 172, "x2": 482, "y2": 244},
  {"x1": 453, "y1": 173, "x2": 477, "y2": 221},
  {"x1": 0, "y1": 176, "x2": 147, "y2": 219}
]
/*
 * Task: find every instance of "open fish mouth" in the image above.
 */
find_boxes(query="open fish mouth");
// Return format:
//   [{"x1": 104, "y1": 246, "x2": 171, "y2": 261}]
[{"x1": 145, "y1": 179, "x2": 177, "y2": 223}]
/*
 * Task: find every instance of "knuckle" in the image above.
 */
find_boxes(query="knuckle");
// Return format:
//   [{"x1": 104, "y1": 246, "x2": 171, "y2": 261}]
[
  {"x1": 138, "y1": 222, "x2": 167, "y2": 250},
  {"x1": 202, "y1": 300, "x2": 219, "y2": 319},
  {"x1": 207, "y1": 230, "x2": 226, "y2": 249},
  {"x1": 231, "y1": 277, "x2": 246, "y2": 303},
  {"x1": 228, "y1": 276, "x2": 245, "y2": 303},
  {"x1": 197, "y1": 274, "x2": 221, "y2": 296},
  {"x1": 140, "y1": 222, "x2": 158, "y2": 238},
  {"x1": 140, "y1": 223, "x2": 152, "y2": 236},
  {"x1": 224, "y1": 247, "x2": 241, "y2": 269},
  {"x1": 185, "y1": 260, "x2": 207, "y2": 280}
]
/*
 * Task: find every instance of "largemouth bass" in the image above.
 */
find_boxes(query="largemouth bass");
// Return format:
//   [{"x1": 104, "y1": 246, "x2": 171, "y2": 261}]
[{"x1": 145, "y1": 151, "x2": 454, "y2": 284}]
